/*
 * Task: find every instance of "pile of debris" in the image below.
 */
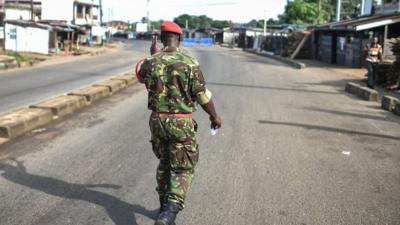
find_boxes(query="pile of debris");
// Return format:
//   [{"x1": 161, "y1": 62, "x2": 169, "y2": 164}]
[{"x1": 386, "y1": 38, "x2": 400, "y2": 90}]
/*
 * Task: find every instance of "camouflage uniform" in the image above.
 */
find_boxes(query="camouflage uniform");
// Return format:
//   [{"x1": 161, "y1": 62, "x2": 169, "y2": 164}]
[{"x1": 139, "y1": 46, "x2": 211, "y2": 209}]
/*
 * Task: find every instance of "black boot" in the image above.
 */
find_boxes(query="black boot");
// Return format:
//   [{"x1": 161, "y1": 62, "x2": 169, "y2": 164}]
[
  {"x1": 155, "y1": 202, "x2": 180, "y2": 225},
  {"x1": 159, "y1": 196, "x2": 168, "y2": 213}
]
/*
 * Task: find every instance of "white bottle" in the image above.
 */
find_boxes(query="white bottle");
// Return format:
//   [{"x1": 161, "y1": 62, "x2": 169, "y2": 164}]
[{"x1": 211, "y1": 128, "x2": 219, "y2": 136}]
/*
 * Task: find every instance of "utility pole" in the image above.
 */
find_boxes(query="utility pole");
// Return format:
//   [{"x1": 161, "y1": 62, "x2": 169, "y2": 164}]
[
  {"x1": 99, "y1": 0, "x2": 103, "y2": 25},
  {"x1": 147, "y1": 0, "x2": 150, "y2": 31},
  {"x1": 263, "y1": 10, "x2": 267, "y2": 37},
  {"x1": 316, "y1": 0, "x2": 322, "y2": 24},
  {"x1": 30, "y1": 0, "x2": 34, "y2": 21},
  {"x1": 2, "y1": 0, "x2": 6, "y2": 50},
  {"x1": 336, "y1": 0, "x2": 342, "y2": 22}
]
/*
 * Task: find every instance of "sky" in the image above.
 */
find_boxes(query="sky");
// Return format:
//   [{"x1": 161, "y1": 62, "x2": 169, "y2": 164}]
[{"x1": 102, "y1": 0, "x2": 287, "y2": 23}]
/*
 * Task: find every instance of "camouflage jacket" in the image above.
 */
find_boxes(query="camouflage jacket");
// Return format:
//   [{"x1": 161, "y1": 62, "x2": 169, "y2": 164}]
[{"x1": 139, "y1": 47, "x2": 211, "y2": 113}]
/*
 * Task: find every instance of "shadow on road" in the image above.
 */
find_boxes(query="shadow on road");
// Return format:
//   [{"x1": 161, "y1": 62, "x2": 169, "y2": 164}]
[
  {"x1": 208, "y1": 82, "x2": 341, "y2": 95},
  {"x1": 258, "y1": 120, "x2": 400, "y2": 141},
  {"x1": 302, "y1": 106, "x2": 400, "y2": 124},
  {"x1": 0, "y1": 159, "x2": 157, "y2": 225}
]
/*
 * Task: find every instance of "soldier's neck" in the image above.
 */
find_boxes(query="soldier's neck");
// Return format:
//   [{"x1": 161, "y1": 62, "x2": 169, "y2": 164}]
[{"x1": 163, "y1": 45, "x2": 180, "y2": 52}]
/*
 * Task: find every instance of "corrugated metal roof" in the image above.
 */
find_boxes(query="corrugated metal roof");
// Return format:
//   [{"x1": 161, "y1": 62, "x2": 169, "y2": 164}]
[
  {"x1": 315, "y1": 13, "x2": 400, "y2": 31},
  {"x1": 6, "y1": 20, "x2": 52, "y2": 30}
]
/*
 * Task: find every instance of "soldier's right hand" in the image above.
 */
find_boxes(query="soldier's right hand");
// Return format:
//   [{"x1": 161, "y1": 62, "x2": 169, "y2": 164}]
[
  {"x1": 210, "y1": 115, "x2": 222, "y2": 129},
  {"x1": 152, "y1": 34, "x2": 158, "y2": 45}
]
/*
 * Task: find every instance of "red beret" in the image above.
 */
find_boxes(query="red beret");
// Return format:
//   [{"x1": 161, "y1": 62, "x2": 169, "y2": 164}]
[{"x1": 160, "y1": 21, "x2": 182, "y2": 35}]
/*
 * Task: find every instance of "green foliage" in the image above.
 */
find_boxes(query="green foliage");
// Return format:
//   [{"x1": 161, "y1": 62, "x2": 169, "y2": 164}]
[
  {"x1": 246, "y1": 19, "x2": 281, "y2": 29},
  {"x1": 151, "y1": 20, "x2": 164, "y2": 30},
  {"x1": 279, "y1": 0, "x2": 366, "y2": 24},
  {"x1": 173, "y1": 14, "x2": 231, "y2": 29},
  {"x1": 210, "y1": 20, "x2": 232, "y2": 29},
  {"x1": 5, "y1": 51, "x2": 38, "y2": 63},
  {"x1": 280, "y1": 0, "x2": 321, "y2": 24}
]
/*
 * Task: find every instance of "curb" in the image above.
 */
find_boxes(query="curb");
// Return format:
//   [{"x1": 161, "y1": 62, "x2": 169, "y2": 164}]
[
  {"x1": 345, "y1": 82, "x2": 378, "y2": 102},
  {"x1": 0, "y1": 60, "x2": 38, "y2": 71},
  {"x1": 111, "y1": 74, "x2": 137, "y2": 86},
  {"x1": 68, "y1": 86, "x2": 111, "y2": 103},
  {"x1": 345, "y1": 82, "x2": 361, "y2": 95},
  {"x1": 345, "y1": 82, "x2": 400, "y2": 117},
  {"x1": 0, "y1": 108, "x2": 53, "y2": 140},
  {"x1": 381, "y1": 95, "x2": 399, "y2": 112},
  {"x1": 93, "y1": 79, "x2": 127, "y2": 94},
  {"x1": 30, "y1": 95, "x2": 88, "y2": 119},
  {"x1": 0, "y1": 72, "x2": 137, "y2": 145},
  {"x1": 357, "y1": 87, "x2": 379, "y2": 101},
  {"x1": 395, "y1": 102, "x2": 400, "y2": 116},
  {"x1": 243, "y1": 49, "x2": 306, "y2": 69}
]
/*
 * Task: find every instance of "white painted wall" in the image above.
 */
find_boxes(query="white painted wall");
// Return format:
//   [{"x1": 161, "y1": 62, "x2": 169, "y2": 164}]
[
  {"x1": 136, "y1": 23, "x2": 148, "y2": 32},
  {"x1": 77, "y1": 0, "x2": 99, "y2": 5},
  {"x1": 91, "y1": 25, "x2": 105, "y2": 36},
  {"x1": 5, "y1": 23, "x2": 50, "y2": 54},
  {"x1": 5, "y1": 8, "x2": 32, "y2": 20},
  {"x1": 223, "y1": 32, "x2": 238, "y2": 45},
  {"x1": 42, "y1": 0, "x2": 100, "y2": 24},
  {"x1": 41, "y1": 0, "x2": 74, "y2": 22}
]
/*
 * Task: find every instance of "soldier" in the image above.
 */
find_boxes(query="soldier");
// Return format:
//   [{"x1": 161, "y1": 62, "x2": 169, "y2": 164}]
[
  {"x1": 136, "y1": 21, "x2": 222, "y2": 225},
  {"x1": 364, "y1": 36, "x2": 383, "y2": 88}
]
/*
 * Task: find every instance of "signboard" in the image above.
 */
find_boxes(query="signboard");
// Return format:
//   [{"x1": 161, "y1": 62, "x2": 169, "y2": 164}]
[{"x1": 136, "y1": 23, "x2": 148, "y2": 33}]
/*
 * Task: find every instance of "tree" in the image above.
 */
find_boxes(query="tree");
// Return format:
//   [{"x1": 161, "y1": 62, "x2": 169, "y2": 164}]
[
  {"x1": 151, "y1": 20, "x2": 163, "y2": 30},
  {"x1": 279, "y1": 0, "x2": 333, "y2": 24},
  {"x1": 173, "y1": 14, "x2": 231, "y2": 29},
  {"x1": 210, "y1": 20, "x2": 232, "y2": 29},
  {"x1": 173, "y1": 14, "x2": 193, "y2": 29},
  {"x1": 280, "y1": 0, "x2": 320, "y2": 24},
  {"x1": 267, "y1": 18, "x2": 281, "y2": 26}
]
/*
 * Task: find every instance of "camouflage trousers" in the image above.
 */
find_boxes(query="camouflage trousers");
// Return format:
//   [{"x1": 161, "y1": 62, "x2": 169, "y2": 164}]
[{"x1": 149, "y1": 113, "x2": 199, "y2": 210}]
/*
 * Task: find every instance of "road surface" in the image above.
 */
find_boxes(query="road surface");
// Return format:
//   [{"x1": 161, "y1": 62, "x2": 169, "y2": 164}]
[
  {"x1": 0, "y1": 40, "x2": 148, "y2": 114},
  {"x1": 0, "y1": 46, "x2": 399, "y2": 225}
]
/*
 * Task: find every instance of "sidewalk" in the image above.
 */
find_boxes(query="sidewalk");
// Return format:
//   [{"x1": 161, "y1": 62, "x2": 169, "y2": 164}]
[
  {"x1": 0, "y1": 40, "x2": 125, "y2": 73},
  {"x1": 299, "y1": 59, "x2": 400, "y2": 100},
  {"x1": 298, "y1": 59, "x2": 367, "y2": 78}
]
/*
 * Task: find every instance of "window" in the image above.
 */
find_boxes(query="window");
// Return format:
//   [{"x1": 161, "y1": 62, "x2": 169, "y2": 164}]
[{"x1": 77, "y1": 5, "x2": 83, "y2": 18}]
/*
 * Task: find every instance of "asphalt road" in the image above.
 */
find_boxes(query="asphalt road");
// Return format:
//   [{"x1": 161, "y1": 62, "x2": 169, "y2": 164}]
[
  {"x1": 0, "y1": 45, "x2": 399, "y2": 225},
  {"x1": 0, "y1": 39, "x2": 149, "y2": 114}
]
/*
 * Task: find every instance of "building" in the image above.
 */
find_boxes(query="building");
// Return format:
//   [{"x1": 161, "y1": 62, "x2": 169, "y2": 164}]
[
  {"x1": 313, "y1": 13, "x2": 400, "y2": 68},
  {"x1": 4, "y1": 20, "x2": 51, "y2": 54},
  {"x1": 0, "y1": 0, "x2": 92, "y2": 54},
  {"x1": 221, "y1": 26, "x2": 265, "y2": 48},
  {"x1": 0, "y1": 0, "x2": 41, "y2": 21},
  {"x1": 103, "y1": 20, "x2": 130, "y2": 30},
  {"x1": 41, "y1": 0, "x2": 103, "y2": 44},
  {"x1": 376, "y1": 0, "x2": 400, "y2": 15},
  {"x1": 41, "y1": 0, "x2": 99, "y2": 25}
]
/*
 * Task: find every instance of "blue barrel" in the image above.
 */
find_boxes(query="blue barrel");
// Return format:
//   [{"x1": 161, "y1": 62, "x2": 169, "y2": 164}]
[
  {"x1": 183, "y1": 38, "x2": 196, "y2": 46},
  {"x1": 200, "y1": 38, "x2": 213, "y2": 46}
]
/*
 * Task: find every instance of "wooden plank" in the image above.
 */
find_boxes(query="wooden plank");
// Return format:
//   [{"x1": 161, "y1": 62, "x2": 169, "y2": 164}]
[{"x1": 290, "y1": 31, "x2": 312, "y2": 60}]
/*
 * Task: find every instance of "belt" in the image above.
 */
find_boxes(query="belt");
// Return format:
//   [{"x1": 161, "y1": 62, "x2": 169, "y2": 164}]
[{"x1": 153, "y1": 112, "x2": 193, "y2": 118}]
